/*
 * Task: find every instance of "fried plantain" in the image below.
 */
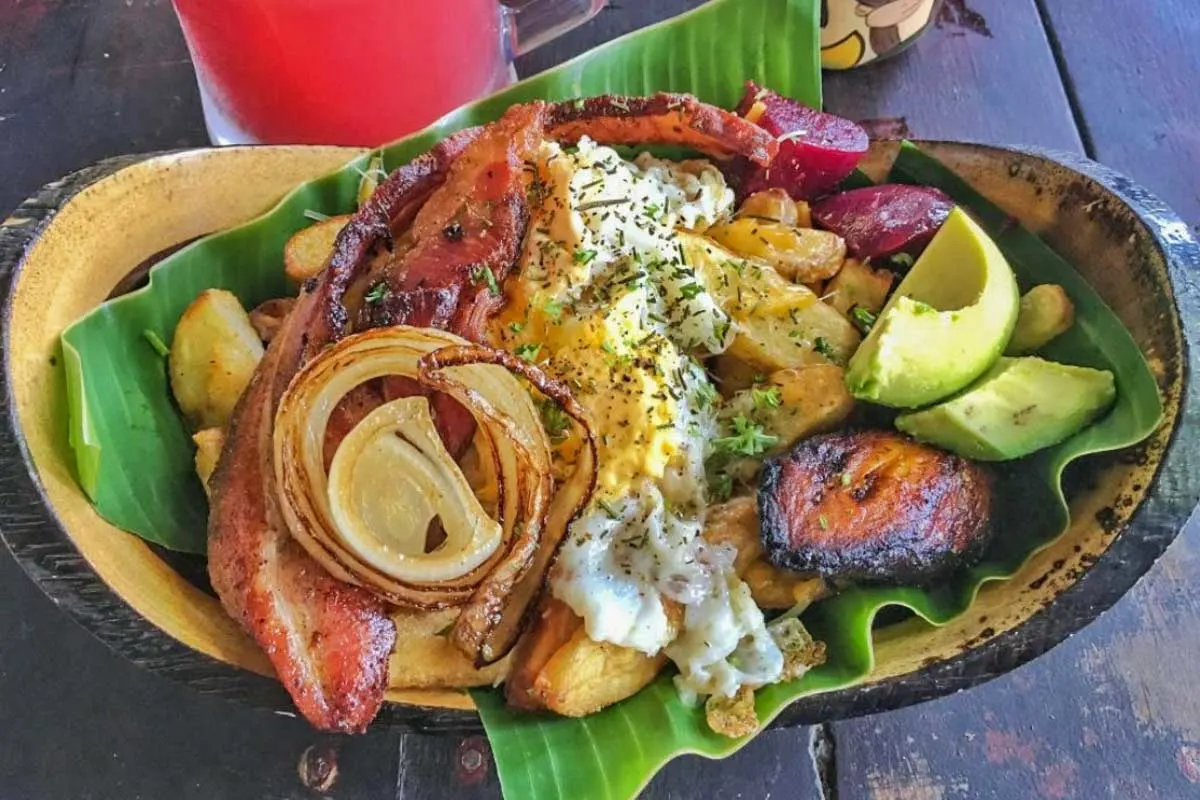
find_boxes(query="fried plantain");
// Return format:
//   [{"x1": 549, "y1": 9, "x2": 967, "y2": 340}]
[{"x1": 758, "y1": 430, "x2": 993, "y2": 584}]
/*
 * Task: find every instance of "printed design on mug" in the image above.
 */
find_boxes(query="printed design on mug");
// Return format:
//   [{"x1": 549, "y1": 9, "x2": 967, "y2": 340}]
[{"x1": 820, "y1": 0, "x2": 938, "y2": 70}]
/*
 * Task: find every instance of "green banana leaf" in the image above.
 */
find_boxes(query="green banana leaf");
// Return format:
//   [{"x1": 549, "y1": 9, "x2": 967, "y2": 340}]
[{"x1": 58, "y1": 0, "x2": 1161, "y2": 798}]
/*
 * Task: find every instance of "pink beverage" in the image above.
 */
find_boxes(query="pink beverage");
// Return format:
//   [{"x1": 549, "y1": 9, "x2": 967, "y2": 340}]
[{"x1": 171, "y1": 0, "x2": 607, "y2": 146}]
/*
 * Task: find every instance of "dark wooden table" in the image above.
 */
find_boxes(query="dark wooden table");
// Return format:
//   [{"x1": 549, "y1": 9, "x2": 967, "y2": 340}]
[{"x1": 2, "y1": 1, "x2": 1198, "y2": 797}]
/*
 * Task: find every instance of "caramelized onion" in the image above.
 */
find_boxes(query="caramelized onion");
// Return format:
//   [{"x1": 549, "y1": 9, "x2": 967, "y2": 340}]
[
  {"x1": 418, "y1": 346, "x2": 599, "y2": 665},
  {"x1": 273, "y1": 327, "x2": 596, "y2": 668}
]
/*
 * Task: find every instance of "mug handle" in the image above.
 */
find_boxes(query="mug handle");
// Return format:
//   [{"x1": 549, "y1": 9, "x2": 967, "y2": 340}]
[{"x1": 503, "y1": 0, "x2": 608, "y2": 56}]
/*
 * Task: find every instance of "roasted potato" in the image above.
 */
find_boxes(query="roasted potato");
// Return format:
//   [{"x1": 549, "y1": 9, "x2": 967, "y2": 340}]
[
  {"x1": 824, "y1": 258, "x2": 895, "y2": 318},
  {"x1": 283, "y1": 214, "x2": 351, "y2": 284},
  {"x1": 507, "y1": 597, "x2": 673, "y2": 717},
  {"x1": 388, "y1": 608, "x2": 510, "y2": 689},
  {"x1": 169, "y1": 289, "x2": 264, "y2": 430},
  {"x1": 711, "y1": 352, "x2": 766, "y2": 394},
  {"x1": 759, "y1": 430, "x2": 994, "y2": 584},
  {"x1": 1006, "y1": 284, "x2": 1075, "y2": 355},
  {"x1": 707, "y1": 217, "x2": 846, "y2": 284},
  {"x1": 706, "y1": 686, "x2": 758, "y2": 737},
  {"x1": 703, "y1": 496, "x2": 827, "y2": 609},
  {"x1": 248, "y1": 297, "x2": 295, "y2": 344},
  {"x1": 723, "y1": 365, "x2": 855, "y2": 455},
  {"x1": 192, "y1": 428, "x2": 225, "y2": 494},
  {"x1": 683, "y1": 232, "x2": 861, "y2": 372},
  {"x1": 736, "y1": 188, "x2": 812, "y2": 228}
]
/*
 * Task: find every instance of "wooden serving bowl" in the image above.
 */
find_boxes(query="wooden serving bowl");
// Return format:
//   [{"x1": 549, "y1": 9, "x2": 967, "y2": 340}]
[{"x1": 0, "y1": 142, "x2": 1196, "y2": 731}]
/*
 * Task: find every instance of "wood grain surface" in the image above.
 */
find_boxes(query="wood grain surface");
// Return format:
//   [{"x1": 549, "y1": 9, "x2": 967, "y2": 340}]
[{"x1": 0, "y1": 1, "x2": 1197, "y2": 798}]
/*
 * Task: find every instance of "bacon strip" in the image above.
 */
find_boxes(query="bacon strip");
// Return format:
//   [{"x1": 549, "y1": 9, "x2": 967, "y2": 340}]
[
  {"x1": 207, "y1": 105, "x2": 544, "y2": 733},
  {"x1": 546, "y1": 93, "x2": 779, "y2": 166}
]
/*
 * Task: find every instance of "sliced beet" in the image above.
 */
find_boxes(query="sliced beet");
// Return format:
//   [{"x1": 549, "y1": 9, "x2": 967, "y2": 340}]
[
  {"x1": 736, "y1": 81, "x2": 868, "y2": 201},
  {"x1": 811, "y1": 184, "x2": 955, "y2": 260}
]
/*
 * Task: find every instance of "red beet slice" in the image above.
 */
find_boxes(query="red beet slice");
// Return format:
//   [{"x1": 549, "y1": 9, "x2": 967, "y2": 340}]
[
  {"x1": 812, "y1": 184, "x2": 955, "y2": 260},
  {"x1": 736, "y1": 81, "x2": 868, "y2": 201}
]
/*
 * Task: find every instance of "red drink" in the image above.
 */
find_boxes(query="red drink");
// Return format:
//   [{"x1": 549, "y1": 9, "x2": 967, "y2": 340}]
[{"x1": 172, "y1": 0, "x2": 602, "y2": 146}]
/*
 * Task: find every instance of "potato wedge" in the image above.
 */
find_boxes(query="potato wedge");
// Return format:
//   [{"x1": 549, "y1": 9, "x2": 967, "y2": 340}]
[
  {"x1": 507, "y1": 597, "x2": 673, "y2": 717},
  {"x1": 736, "y1": 188, "x2": 805, "y2": 227},
  {"x1": 169, "y1": 289, "x2": 264, "y2": 430},
  {"x1": 388, "y1": 608, "x2": 510, "y2": 689},
  {"x1": 703, "y1": 496, "x2": 827, "y2": 610},
  {"x1": 283, "y1": 214, "x2": 351, "y2": 284},
  {"x1": 192, "y1": 428, "x2": 225, "y2": 494},
  {"x1": 707, "y1": 217, "x2": 846, "y2": 284},
  {"x1": 1006, "y1": 284, "x2": 1075, "y2": 355},
  {"x1": 683, "y1": 232, "x2": 861, "y2": 373},
  {"x1": 824, "y1": 257, "x2": 895, "y2": 318},
  {"x1": 723, "y1": 365, "x2": 855, "y2": 455},
  {"x1": 711, "y1": 352, "x2": 766, "y2": 394}
]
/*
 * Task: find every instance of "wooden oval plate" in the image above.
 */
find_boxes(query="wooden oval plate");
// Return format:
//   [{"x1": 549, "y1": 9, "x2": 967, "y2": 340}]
[{"x1": 0, "y1": 141, "x2": 1196, "y2": 731}]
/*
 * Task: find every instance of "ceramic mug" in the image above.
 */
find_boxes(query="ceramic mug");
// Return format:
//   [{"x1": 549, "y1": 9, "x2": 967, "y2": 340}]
[{"x1": 821, "y1": 0, "x2": 942, "y2": 69}]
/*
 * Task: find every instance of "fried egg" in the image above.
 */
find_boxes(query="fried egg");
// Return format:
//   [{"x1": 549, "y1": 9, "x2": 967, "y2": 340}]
[{"x1": 493, "y1": 138, "x2": 784, "y2": 697}]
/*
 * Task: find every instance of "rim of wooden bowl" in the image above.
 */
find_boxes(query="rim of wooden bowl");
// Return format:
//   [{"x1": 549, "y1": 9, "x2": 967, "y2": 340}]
[{"x1": 0, "y1": 141, "x2": 1195, "y2": 732}]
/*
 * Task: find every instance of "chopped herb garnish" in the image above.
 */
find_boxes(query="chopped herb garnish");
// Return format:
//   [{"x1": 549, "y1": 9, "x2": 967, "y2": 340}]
[
  {"x1": 813, "y1": 337, "x2": 836, "y2": 359},
  {"x1": 819, "y1": 514, "x2": 829, "y2": 530},
  {"x1": 514, "y1": 343, "x2": 542, "y2": 362},
  {"x1": 539, "y1": 398, "x2": 570, "y2": 441},
  {"x1": 850, "y1": 305, "x2": 878, "y2": 332},
  {"x1": 470, "y1": 264, "x2": 501, "y2": 296},
  {"x1": 709, "y1": 470, "x2": 734, "y2": 502},
  {"x1": 302, "y1": 209, "x2": 330, "y2": 222},
  {"x1": 364, "y1": 280, "x2": 390, "y2": 305},
  {"x1": 509, "y1": 321, "x2": 525, "y2": 334},
  {"x1": 911, "y1": 300, "x2": 937, "y2": 315},
  {"x1": 598, "y1": 499, "x2": 622, "y2": 520},
  {"x1": 693, "y1": 381, "x2": 719, "y2": 410},
  {"x1": 679, "y1": 282, "x2": 704, "y2": 300},
  {"x1": 578, "y1": 197, "x2": 630, "y2": 212},
  {"x1": 841, "y1": 472, "x2": 853, "y2": 487},
  {"x1": 752, "y1": 385, "x2": 782, "y2": 410},
  {"x1": 714, "y1": 318, "x2": 732, "y2": 344},
  {"x1": 142, "y1": 329, "x2": 169, "y2": 358},
  {"x1": 542, "y1": 298, "x2": 564, "y2": 320},
  {"x1": 713, "y1": 415, "x2": 778, "y2": 457},
  {"x1": 888, "y1": 252, "x2": 915, "y2": 270},
  {"x1": 573, "y1": 248, "x2": 598, "y2": 265}
]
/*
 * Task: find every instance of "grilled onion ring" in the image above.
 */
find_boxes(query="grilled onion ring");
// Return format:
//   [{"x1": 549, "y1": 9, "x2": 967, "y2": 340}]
[{"x1": 273, "y1": 327, "x2": 596, "y2": 666}]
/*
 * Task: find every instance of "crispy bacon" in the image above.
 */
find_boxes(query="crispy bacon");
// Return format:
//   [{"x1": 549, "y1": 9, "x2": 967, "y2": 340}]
[
  {"x1": 207, "y1": 104, "x2": 544, "y2": 733},
  {"x1": 547, "y1": 93, "x2": 779, "y2": 166}
]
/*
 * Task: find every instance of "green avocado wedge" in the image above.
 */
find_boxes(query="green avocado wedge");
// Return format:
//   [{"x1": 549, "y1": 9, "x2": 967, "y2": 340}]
[
  {"x1": 896, "y1": 356, "x2": 1118, "y2": 461},
  {"x1": 845, "y1": 207, "x2": 1021, "y2": 408}
]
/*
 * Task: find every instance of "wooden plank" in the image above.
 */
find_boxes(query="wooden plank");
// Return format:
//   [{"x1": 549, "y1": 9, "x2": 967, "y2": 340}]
[
  {"x1": 834, "y1": 519, "x2": 1200, "y2": 799},
  {"x1": 0, "y1": 0, "x2": 207, "y2": 216},
  {"x1": 0, "y1": 550, "x2": 403, "y2": 799},
  {"x1": 823, "y1": 0, "x2": 1081, "y2": 151},
  {"x1": 1039, "y1": 0, "x2": 1200, "y2": 224}
]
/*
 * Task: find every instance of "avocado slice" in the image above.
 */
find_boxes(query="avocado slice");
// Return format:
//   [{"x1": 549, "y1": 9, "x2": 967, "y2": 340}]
[
  {"x1": 845, "y1": 208, "x2": 1020, "y2": 408},
  {"x1": 895, "y1": 357, "x2": 1117, "y2": 461}
]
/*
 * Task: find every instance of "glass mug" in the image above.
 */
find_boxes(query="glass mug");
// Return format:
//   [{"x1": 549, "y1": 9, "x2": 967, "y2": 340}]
[{"x1": 171, "y1": 0, "x2": 607, "y2": 146}]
